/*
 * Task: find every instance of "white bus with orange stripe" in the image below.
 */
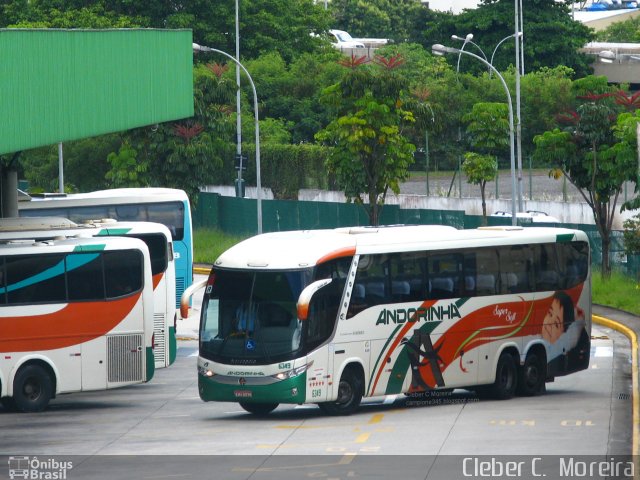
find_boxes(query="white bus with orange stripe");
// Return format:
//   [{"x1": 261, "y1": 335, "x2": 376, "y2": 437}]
[
  {"x1": 0, "y1": 236, "x2": 155, "y2": 412},
  {"x1": 0, "y1": 217, "x2": 177, "y2": 369},
  {"x1": 187, "y1": 225, "x2": 591, "y2": 416}
]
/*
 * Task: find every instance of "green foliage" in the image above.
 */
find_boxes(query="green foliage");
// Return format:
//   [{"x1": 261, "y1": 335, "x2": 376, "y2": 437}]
[
  {"x1": 238, "y1": 143, "x2": 334, "y2": 200},
  {"x1": 106, "y1": 142, "x2": 147, "y2": 188},
  {"x1": 623, "y1": 213, "x2": 640, "y2": 255},
  {"x1": 462, "y1": 152, "x2": 498, "y2": 185},
  {"x1": 463, "y1": 102, "x2": 509, "y2": 154},
  {"x1": 533, "y1": 77, "x2": 638, "y2": 277},
  {"x1": 421, "y1": 0, "x2": 594, "y2": 77},
  {"x1": 20, "y1": 134, "x2": 119, "y2": 193},
  {"x1": 592, "y1": 270, "x2": 640, "y2": 315},
  {"x1": 193, "y1": 228, "x2": 246, "y2": 264},
  {"x1": 329, "y1": 0, "x2": 427, "y2": 42},
  {"x1": 595, "y1": 15, "x2": 640, "y2": 43},
  {"x1": 316, "y1": 57, "x2": 416, "y2": 225}
]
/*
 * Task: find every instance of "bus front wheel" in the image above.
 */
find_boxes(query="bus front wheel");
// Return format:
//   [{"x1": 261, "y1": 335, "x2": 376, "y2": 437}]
[
  {"x1": 13, "y1": 365, "x2": 53, "y2": 413},
  {"x1": 238, "y1": 402, "x2": 279, "y2": 415},
  {"x1": 318, "y1": 368, "x2": 363, "y2": 416},
  {"x1": 489, "y1": 352, "x2": 517, "y2": 400}
]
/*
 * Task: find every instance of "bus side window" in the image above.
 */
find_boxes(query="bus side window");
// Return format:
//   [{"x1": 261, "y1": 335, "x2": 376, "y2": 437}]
[
  {"x1": 474, "y1": 248, "x2": 499, "y2": 296},
  {"x1": 67, "y1": 253, "x2": 105, "y2": 301},
  {"x1": 500, "y1": 245, "x2": 532, "y2": 294},
  {"x1": 103, "y1": 250, "x2": 143, "y2": 298},
  {"x1": 5, "y1": 254, "x2": 66, "y2": 304},
  {"x1": 532, "y1": 243, "x2": 561, "y2": 292}
]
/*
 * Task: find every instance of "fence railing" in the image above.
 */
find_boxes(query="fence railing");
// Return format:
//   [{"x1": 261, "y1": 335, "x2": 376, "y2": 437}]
[{"x1": 193, "y1": 192, "x2": 639, "y2": 278}]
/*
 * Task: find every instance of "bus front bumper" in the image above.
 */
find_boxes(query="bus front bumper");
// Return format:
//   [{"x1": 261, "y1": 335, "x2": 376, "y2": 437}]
[{"x1": 198, "y1": 371, "x2": 307, "y2": 404}]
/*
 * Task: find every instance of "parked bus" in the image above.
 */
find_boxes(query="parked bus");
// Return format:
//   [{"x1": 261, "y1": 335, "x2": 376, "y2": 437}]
[
  {"x1": 0, "y1": 217, "x2": 177, "y2": 368},
  {"x1": 19, "y1": 188, "x2": 192, "y2": 308},
  {"x1": 185, "y1": 225, "x2": 591, "y2": 415},
  {"x1": 0, "y1": 236, "x2": 155, "y2": 412}
]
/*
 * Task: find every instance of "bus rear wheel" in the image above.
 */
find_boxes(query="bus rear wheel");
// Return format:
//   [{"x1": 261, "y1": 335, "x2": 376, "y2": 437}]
[
  {"x1": 318, "y1": 368, "x2": 363, "y2": 416},
  {"x1": 238, "y1": 402, "x2": 279, "y2": 416},
  {"x1": 13, "y1": 365, "x2": 53, "y2": 413},
  {"x1": 489, "y1": 352, "x2": 517, "y2": 400},
  {"x1": 517, "y1": 351, "x2": 547, "y2": 396}
]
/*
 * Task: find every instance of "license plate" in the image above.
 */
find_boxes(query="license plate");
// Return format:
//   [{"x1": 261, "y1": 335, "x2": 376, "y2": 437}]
[{"x1": 234, "y1": 390, "x2": 252, "y2": 398}]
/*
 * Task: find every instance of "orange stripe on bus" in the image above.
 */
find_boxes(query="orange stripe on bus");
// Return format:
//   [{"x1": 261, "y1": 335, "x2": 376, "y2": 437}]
[
  {"x1": 316, "y1": 247, "x2": 356, "y2": 265},
  {"x1": 0, "y1": 294, "x2": 140, "y2": 352}
]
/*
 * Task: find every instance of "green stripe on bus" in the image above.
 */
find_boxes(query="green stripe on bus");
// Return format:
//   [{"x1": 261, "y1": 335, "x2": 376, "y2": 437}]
[
  {"x1": 367, "y1": 323, "x2": 403, "y2": 396},
  {"x1": 146, "y1": 346, "x2": 155, "y2": 381},
  {"x1": 168, "y1": 326, "x2": 177, "y2": 365},
  {"x1": 96, "y1": 228, "x2": 132, "y2": 236},
  {"x1": 556, "y1": 233, "x2": 575, "y2": 243},
  {"x1": 72, "y1": 244, "x2": 106, "y2": 252}
]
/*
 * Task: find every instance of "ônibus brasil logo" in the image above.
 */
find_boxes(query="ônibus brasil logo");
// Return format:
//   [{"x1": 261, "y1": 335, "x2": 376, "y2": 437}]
[{"x1": 8, "y1": 456, "x2": 73, "y2": 479}]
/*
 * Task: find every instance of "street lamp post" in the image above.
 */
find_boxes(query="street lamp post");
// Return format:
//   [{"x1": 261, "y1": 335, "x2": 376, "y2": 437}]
[
  {"x1": 489, "y1": 32, "x2": 522, "y2": 76},
  {"x1": 432, "y1": 44, "x2": 517, "y2": 226},
  {"x1": 193, "y1": 43, "x2": 263, "y2": 234},
  {"x1": 234, "y1": 0, "x2": 244, "y2": 198}
]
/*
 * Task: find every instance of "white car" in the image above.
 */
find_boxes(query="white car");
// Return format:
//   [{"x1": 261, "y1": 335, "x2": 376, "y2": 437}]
[{"x1": 329, "y1": 29, "x2": 365, "y2": 49}]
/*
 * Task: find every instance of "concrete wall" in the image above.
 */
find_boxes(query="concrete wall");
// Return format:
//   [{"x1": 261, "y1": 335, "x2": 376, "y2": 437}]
[
  {"x1": 203, "y1": 185, "x2": 639, "y2": 230},
  {"x1": 298, "y1": 189, "x2": 638, "y2": 230}
]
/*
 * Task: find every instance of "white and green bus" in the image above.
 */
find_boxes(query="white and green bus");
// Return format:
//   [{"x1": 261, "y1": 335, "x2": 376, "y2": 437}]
[{"x1": 187, "y1": 225, "x2": 591, "y2": 415}]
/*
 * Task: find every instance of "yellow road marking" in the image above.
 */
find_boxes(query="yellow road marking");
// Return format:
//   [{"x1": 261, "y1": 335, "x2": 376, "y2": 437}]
[
  {"x1": 355, "y1": 433, "x2": 371, "y2": 443},
  {"x1": 592, "y1": 314, "x2": 638, "y2": 459},
  {"x1": 368, "y1": 413, "x2": 384, "y2": 424}
]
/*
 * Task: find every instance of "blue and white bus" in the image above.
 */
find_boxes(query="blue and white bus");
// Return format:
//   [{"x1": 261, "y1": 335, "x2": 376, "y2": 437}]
[{"x1": 19, "y1": 188, "x2": 193, "y2": 308}]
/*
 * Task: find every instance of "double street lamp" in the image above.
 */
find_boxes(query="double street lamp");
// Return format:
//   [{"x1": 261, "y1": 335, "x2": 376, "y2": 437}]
[
  {"x1": 432, "y1": 43, "x2": 517, "y2": 226},
  {"x1": 192, "y1": 43, "x2": 263, "y2": 234}
]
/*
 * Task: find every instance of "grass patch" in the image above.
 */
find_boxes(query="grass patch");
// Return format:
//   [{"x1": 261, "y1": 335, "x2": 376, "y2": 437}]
[
  {"x1": 193, "y1": 228, "x2": 246, "y2": 264},
  {"x1": 592, "y1": 270, "x2": 640, "y2": 315}
]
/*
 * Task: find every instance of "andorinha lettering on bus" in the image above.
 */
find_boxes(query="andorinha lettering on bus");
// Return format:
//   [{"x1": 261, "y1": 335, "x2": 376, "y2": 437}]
[{"x1": 375, "y1": 304, "x2": 461, "y2": 325}]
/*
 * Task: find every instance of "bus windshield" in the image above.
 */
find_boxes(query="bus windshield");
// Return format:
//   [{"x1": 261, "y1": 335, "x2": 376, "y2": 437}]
[{"x1": 200, "y1": 257, "x2": 351, "y2": 364}]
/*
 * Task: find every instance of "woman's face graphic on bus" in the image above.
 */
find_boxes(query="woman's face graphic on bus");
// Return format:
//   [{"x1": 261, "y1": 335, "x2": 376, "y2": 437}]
[{"x1": 542, "y1": 298, "x2": 564, "y2": 344}]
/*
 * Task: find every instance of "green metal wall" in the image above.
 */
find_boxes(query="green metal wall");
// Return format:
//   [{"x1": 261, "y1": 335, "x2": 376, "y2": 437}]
[
  {"x1": 193, "y1": 192, "x2": 639, "y2": 276},
  {"x1": 0, "y1": 29, "x2": 194, "y2": 155}
]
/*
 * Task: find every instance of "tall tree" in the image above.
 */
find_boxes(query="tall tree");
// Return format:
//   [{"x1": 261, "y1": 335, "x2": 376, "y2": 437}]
[
  {"x1": 462, "y1": 102, "x2": 506, "y2": 220},
  {"x1": 533, "y1": 76, "x2": 636, "y2": 277},
  {"x1": 421, "y1": 0, "x2": 594, "y2": 77},
  {"x1": 316, "y1": 54, "x2": 416, "y2": 226}
]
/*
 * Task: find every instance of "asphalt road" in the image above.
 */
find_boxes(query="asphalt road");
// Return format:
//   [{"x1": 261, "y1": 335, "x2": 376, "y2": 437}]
[{"x1": 0, "y1": 324, "x2": 632, "y2": 480}]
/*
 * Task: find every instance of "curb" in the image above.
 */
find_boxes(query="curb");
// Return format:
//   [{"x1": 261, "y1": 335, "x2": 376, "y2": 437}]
[{"x1": 593, "y1": 314, "x2": 639, "y2": 457}]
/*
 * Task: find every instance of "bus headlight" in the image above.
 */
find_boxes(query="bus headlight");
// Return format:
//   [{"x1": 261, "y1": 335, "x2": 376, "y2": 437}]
[
  {"x1": 198, "y1": 366, "x2": 215, "y2": 377},
  {"x1": 271, "y1": 362, "x2": 313, "y2": 381}
]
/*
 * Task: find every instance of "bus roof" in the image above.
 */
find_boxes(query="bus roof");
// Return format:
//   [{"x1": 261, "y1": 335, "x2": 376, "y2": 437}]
[
  {"x1": 21, "y1": 188, "x2": 189, "y2": 207},
  {"x1": 0, "y1": 235, "x2": 150, "y2": 255},
  {"x1": 0, "y1": 218, "x2": 172, "y2": 243},
  {"x1": 0, "y1": 217, "x2": 78, "y2": 232},
  {"x1": 214, "y1": 225, "x2": 588, "y2": 270}
]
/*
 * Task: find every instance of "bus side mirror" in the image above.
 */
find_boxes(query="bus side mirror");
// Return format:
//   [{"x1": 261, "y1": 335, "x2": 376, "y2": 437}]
[
  {"x1": 180, "y1": 278, "x2": 208, "y2": 319},
  {"x1": 297, "y1": 279, "x2": 332, "y2": 321}
]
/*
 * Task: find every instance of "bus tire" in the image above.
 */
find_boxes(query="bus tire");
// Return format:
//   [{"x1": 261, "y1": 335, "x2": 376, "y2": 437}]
[
  {"x1": 489, "y1": 352, "x2": 517, "y2": 400},
  {"x1": 13, "y1": 365, "x2": 53, "y2": 413},
  {"x1": 517, "y1": 351, "x2": 547, "y2": 397},
  {"x1": 318, "y1": 367, "x2": 363, "y2": 416},
  {"x1": 1, "y1": 397, "x2": 17, "y2": 412},
  {"x1": 238, "y1": 402, "x2": 279, "y2": 416}
]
